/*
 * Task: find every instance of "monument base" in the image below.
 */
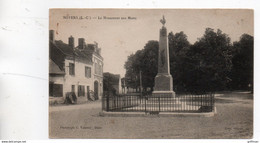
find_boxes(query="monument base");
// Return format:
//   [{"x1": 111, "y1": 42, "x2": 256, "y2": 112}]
[
  {"x1": 152, "y1": 91, "x2": 175, "y2": 97},
  {"x1": 152, "y1": 73, "x2": 175, "y2": 97}
]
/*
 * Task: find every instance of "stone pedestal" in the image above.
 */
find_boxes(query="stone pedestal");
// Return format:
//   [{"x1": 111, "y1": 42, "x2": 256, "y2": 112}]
[
  {"x1": 152, "y1": 16, "x2": 175, "y2": 97},
  {"x1": 153, "y1": 74, "x2": 175, "y2": 97}
]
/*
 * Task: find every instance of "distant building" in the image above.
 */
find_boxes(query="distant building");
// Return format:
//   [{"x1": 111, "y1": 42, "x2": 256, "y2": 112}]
[
  {"x1": 103, "y1": 72, "x2": 122, "y2": 95},
  {"x1": 49, "y1": 30, "x2": 103, "y2": 100},
  {"x1": 121, "y1": 77, "x2": 127, "y2": 94}
]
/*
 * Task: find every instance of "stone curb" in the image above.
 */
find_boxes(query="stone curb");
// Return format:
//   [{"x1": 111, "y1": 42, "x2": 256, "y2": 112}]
[{"x1": 99, "y1": 106, "x2": 217, "y2": 117}]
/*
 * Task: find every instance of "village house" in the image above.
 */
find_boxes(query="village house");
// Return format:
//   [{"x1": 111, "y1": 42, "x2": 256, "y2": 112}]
[{"x1": 49, "y1": 30, "x2": 103, "y2": 101}]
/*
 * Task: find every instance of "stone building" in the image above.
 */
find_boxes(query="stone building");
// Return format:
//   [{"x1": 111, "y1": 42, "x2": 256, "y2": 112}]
[{"x1": 49, "y1": 30, "x2": 103, "y2": 100}]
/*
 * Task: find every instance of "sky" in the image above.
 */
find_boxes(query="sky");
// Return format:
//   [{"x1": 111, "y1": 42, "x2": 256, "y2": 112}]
[{"x1": 49, "y1": 9, "x2": 253, "y2": 77}]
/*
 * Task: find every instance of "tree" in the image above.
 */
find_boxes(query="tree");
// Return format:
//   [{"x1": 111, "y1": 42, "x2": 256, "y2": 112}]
[
  {"x1": 124, "y1": 41, "x2": 159, "y2": 91},
  {"x1": 124, "y1": 28, "x2": 241, "y2": 94},
  {"x1": 124, "y1": 54, "x2": 138, "y2": 90},
  {"x1": 182, "y1": 28, "x2": 233, "y2": 93},
  {"x1": 231, "y1": 34, "x2": 253, "y2": 91},
  {"x1": 103, "y1": 73, "x2": 116, "y2": 95},
  {"x1": 141, "y1": 41, "x2": 159, "y2": 90},
  {"x1": 168, "y1": 31, "x2": 190, "y2": 92},
  {"x1": 169, "y1": 31, "x2": 190, "y2": 54}
]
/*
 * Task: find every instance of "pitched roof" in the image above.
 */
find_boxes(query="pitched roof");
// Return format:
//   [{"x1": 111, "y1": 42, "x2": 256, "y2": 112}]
[
  {"x1": 75, "y1": 44, "x2": 103, "y2": 60},
  {"x1": 49, "y1": 41, "x2": 66, "y2": 71},
  {"x1": 54, "y1": 40, "x2": 74, "y2": 56},
  {"x1": 50, "y1": 40, "x2": 93, "y2": 64},
  {"x1": 49, "y1": 59, "x2": 65, "y2": 75}
]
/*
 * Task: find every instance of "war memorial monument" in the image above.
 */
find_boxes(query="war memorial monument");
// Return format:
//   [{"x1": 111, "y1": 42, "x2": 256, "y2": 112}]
[
  {"x1": 49, "y1": 9, "x2": 253, "y2": 139},
  {"x1": 152, "y1": 16, "x2": 175, "y2": 97}
]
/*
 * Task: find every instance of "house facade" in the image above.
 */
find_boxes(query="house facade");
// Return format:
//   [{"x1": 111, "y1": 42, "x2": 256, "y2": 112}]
[{"x1": 49, "y1": 30, "x2": 103, "y2": 100}]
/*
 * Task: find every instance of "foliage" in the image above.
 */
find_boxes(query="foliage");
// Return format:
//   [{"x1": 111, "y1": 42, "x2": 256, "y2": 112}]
[
  {"x1": 103, "y1": 72, "x2": 117, "y2": 95},
  {"x1": 124, "y1": 41, "x2": 158, "y2": 91},
  {"x1": 231, "y1": 34, "x2": 253, "y2": 91},
  {"x1": 168, "y1": 31, "x2": 190, "y2": 92},
  {"x1": 182, "y1": 28, "x2": 233, "y2": 93},
  {"x1": 124, "y1": 28, "x2": 253, "y2": 93}
]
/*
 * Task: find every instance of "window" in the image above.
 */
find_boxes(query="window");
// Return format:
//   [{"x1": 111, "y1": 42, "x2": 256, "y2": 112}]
[
  {"x1": 71, "y1": 85, "x2": 75, "y2": 93},
  {"x1": 95, "y1": 62, "x2": 98, "y2": 74},
  {"x1": 69, "y1": 63, "x2": 75, "y2": 75},
  {"x1": 49, "y1": 83, "x2": 63, "y2": 97},
  {"x1": 85, "y1": 66, "x2": 91, "y2": 78},
  {"x1": 94, "y1": 61, "x2": 102, "y2": 75},
  {"x1": 99, "y1": 63, "x2": 102, "y2": 75},
  {"x1": 78, "y1": 85, "x2": 85, "y2": 97},
  {"x1": 86, "y1": 86, "x2": 90, "y2": 98}
]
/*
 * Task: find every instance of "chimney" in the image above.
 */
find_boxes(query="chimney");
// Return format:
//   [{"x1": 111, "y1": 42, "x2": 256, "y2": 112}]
[
  {"x1": 78, "y1": 38, "x2": 85, "y2": 49},
  {"x1": 94, "y1": 42, "x2": 99, "y2": 53},
  {"x1": 68, "y1": 36, "x2": 74, "y2": 48},
  {"x1": 49, "y1": 30, "x2": 55, "y2": 43},
  {"x1": 97, "y1": 48, "x2": 101, "y2": 55}
]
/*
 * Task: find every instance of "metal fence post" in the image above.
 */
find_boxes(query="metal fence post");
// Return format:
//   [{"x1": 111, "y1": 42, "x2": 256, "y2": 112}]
[
  {"x1": 201, "y1": 95, "x2": 203, "y2": 108},
  {"x1": 211, "y1": 94, "x2": 213, "y2": 111},
  {"x1": 106, "y1": 95, "x2": 109, "y2": 111},
  {"x1": 145, "y1": 96, "x2": 147, "y2": 113},
  {"x1": 158, "y1": 97, "x2": 160, "y2": 112},
  {"x1": 101, "y1": 96, "x2": 103, "y2": 110},
  {"x1": 213, "y1": 94, "x2": 215, "y2": 111},
  {"x1": 116, "y1": 96, "x2": 118, "y2": 110}
]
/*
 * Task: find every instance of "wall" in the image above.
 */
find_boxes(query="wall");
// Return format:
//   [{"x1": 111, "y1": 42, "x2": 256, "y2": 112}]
[
  {"x1": 50, "y1": 58, "x2": 94, "y2": 98},
  {"x1": 93, "y1": 54, "x2": 104, "y2": 98},
  {"x1": 63, "y1": 58, "x2": 93, "y2": 97}
]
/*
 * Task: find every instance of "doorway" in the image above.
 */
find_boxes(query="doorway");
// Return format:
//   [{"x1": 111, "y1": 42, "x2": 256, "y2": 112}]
[{"x1": 94, "y1": 81, "x2": 99, "y2": 99}]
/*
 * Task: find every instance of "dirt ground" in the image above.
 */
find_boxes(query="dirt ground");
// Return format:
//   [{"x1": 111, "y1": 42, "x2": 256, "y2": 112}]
[{"x1": 49, "y1": 91, "x2": 253, "y2": 139}]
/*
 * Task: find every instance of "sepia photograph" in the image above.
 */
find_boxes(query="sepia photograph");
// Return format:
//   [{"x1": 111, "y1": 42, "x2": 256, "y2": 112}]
[{"x1": 49, "y1": 9, "x2": 253, "y2": 139}]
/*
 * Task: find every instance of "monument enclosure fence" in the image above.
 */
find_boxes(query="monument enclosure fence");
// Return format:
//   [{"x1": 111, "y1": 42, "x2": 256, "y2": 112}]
[{"x1": 102, "y1": 94, "x2": 215, "y2": 113}]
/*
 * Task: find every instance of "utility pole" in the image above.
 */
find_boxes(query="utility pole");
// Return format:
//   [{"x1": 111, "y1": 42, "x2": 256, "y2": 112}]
[{"x1": 140, "y1": 70, "x2": 143, "y2": 97}]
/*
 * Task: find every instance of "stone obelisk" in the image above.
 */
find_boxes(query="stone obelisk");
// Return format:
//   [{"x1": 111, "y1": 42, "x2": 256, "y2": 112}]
[{"x1": 152, "y1": 16, "x2": 175, "y2": 97}]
